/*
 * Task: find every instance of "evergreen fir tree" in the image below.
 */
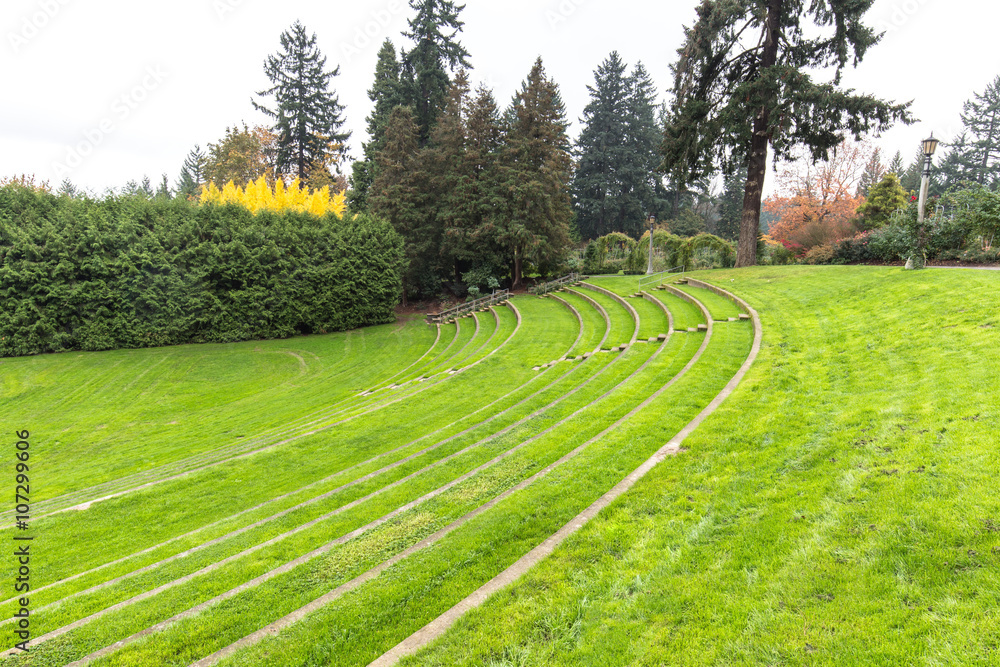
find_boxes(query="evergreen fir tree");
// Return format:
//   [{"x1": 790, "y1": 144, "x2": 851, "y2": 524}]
[
  {"x1": 400, "y1": 0, "x2": 472, "y2": 145},
  {"x1": 370, "y1": 106, "x2": 434, "y2": 304},
  {"x1": 496, "y1": 58, "x2": 573, "y2": 286},
  {"x1": 628, "y1": 62, "x2": 667, "y2": 219},
  {"x1": 459, "y1": 84, "x2": 507, "y2": 286},
  {"x1": 716, "y1": 167, "x2": 746, "y2": 241},
  {"x1": 254, "y1": 21, "x2": 349, "y2": 183},
  {"x1": 664, "y1": 0, "x2": 912, "y2": 266},
  {"x1": 56, "y1": 179, "x2": 78, "y2": 198},
  {"x1": 936, "y1": 132, "x2": 978, "y2": 194},
  {"x1": 572, "y1": 53, "x2": 662, "y2": 240},
  {"x1": 960, "y1": 75, "x2": 1000, "y2": 187},
  {"x1": 350, "y1": 39, "x2": 407, "y2": 211},
  {"x1": 422, "y1": 71, "x2": 472, "y2": 281},
  {"x1": 155, "y1": 174, "x2": 171, "y2": 200},
  {"x1": 901, "y1": 148, "x2": 924, "y2": 195},
  {"x1": 177, "y1": 145, "x2": 207, "y2": 199},
  {"x1": 857, "y1": 148, "x2": 885, "y2": 197},
  {"x1": 889, "y1": 151, "x2": 904, "y2": 178}
]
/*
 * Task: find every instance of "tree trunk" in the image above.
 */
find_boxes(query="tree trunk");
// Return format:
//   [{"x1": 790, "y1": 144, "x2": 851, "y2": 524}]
[
  {"x1": 736, "y1": 0, "x2": 783, "y2": 268},
  {"x1": 513, "y1": 247, "x2": 523, "y2": 288}
]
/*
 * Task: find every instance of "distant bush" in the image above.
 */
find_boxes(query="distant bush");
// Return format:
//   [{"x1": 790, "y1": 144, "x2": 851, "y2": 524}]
[
  {"x1": 803, "y1": 244, "x2": 837, "y2": 265},
  {"x1": 0, "y1": 185, "x2": 404, "y2": 357}
]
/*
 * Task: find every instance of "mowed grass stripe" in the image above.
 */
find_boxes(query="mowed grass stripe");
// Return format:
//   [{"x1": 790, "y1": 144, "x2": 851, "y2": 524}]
[
  {"x1": 363, "y1": 321, "x2": 442, "y2": 393},
  {"x1": 651, "y1": 290, "x2": 705, "y2": 330},
  {"x1": 7, "y1": 301, "x2": 675, "y2": 662},
  {"x1": 583, "y1": 277, "x2": 671, "y2": 341},
  {"x1": 566, "y1": 288, "x2": 631, "y2": 350},
  {"x1": 423, "y1": 315, "x2": 477, "y2": 376},
  {"x1": 577, "y1": 283, "x2": 640, "y2": 344},
  {"x1": 448, "y1": 308, "x2": 499, "y2": 369},
  {"x1": 396, "y1": 320, "x2": 461, "y2": 383},
  {"x1": 372, "y1": 291, "x2": 746, "y2": 666},
  {"x1": 4, "y1": 327, "x2": 591, "y2": 612},
  {"x1": 547, "y1": 295, "x2": 585, "y2": 358},
  {"x1": 675, "y1": 283, "x2": 745, "y2": 320},
  {"x1": 394, "y1": 267, "x2": 1000, "y2": 666},
  {"x1": 553, "y1": 291, "x2": 609, "y2": 355}
]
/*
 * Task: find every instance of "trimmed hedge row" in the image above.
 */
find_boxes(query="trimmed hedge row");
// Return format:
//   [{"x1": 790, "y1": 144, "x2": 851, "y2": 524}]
[{"x1": 0, "y1": 186, "x2": 404, "y2": 357}]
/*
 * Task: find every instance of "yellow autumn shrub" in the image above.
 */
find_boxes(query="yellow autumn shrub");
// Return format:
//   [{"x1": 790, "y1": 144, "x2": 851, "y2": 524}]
[{"x1": 199, "y1": 176, "x2": 346, "y2": 217}]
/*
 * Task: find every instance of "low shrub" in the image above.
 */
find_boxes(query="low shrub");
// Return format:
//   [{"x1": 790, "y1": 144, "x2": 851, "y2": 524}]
[{"x1": 803, "y1": 244, "x2": 837, "y2": 265}]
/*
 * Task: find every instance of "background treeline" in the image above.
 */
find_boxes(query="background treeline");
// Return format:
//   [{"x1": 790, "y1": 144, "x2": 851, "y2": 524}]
[{"x1": 0, "y1": 185, "x2": 402, "y2": 357}]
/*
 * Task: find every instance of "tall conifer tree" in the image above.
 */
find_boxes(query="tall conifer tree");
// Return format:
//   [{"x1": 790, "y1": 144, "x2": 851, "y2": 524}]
[
  {"x1": 176, "y1": 145, "x2": 207, "y2": 199},
  {"x1": 497, "y1": 58, "x2": 573, "y2": 286},
  {"x1": 254, "y1": 21, "x2": 349, "y2": 183},
  {"x1": 664, "y1": 0, "x2": 911, "y2": 266},
  {"x1": 351, "y1": 39, "x2": 406, "y2": 211},
  {"x1": 573, "y1": 54, "x2": 665, "y2": 240},
  {"x1": 371, "y1": 106, "x2": 433, "y2": 304},
  {"x1": 400, "y1": 0, "x2": 472, "y2": 145}
]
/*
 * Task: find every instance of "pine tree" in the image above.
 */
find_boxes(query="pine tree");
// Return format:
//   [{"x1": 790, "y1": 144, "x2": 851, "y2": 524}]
[
  {"x1": 458, "y1": 84, "x2": 507, "y2": 285},
  {"x1": 56, "y1": 179, "x2": 78, "y2": 198},
  {"x1": 155, "y1": 174, "x2": 171, "y2": 200},
  {"x1": 422, "y1": 71, "x2": 472, "y2": 280},
  {"x1": 960, "y1": 75, "x2": 1000, "y2": 187},
  {"x1": 572, "y1": 53, "x2": 662, "y2": 241},
  {"x1": 370, "y1": 106, "x2": 433, "y2": 304},
  {"x1": 253, "y1": 21, "x2": 349, "y2": 183},
  {"x1": 400, "y1": 0, "x2": 472, "y2": 145},
  {"x1": 888, "y1": 151, "x2": 904, "y2": 178},
  {"x1": 936, "y1": 132, "x2": 978, "y2": 193},
  {"x1": 664, "y1": 0, "x2": 912, "y2": 266},
  {"x1": 628, "y1": 62, "x2": 666, "y2": 218},
  {"x1": 496, "y1": 58, "x2": 573, "y2": 287},
  {"x1": 716, "y1": 167, "x2": 746, "y2": 241},
  {"x1": 177, "y1": 145, "x2": 207, "y2": 199},
  {"x1": 857, "y1": 148, "x2": 885, "y2": 197},
  {"x1": 350, "y1": 39, "x2": 407, "y2": 211},
  {"x1": 901, "y1": 148, "x2": 924, "y2": 195}
]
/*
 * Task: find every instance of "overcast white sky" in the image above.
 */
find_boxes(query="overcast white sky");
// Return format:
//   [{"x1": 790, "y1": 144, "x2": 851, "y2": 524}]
[{"x1": 0, "y1": 0, "x2": 991, "y2": 194}]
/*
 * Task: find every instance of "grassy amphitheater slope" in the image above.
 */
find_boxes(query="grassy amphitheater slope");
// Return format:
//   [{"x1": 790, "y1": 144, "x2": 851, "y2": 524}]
[
  {"x1": 398, "y1": 266, "x2": 1000, "y2": 667},
  {"x1": 0, "y1": 292, "x2": 614, "y2": 664},
  {"x1": 0, "y1": 278, "x2": 756, "y2": 667},
  {"x1": 0, "y1": 321, "x2": 437, "y2": 502}
]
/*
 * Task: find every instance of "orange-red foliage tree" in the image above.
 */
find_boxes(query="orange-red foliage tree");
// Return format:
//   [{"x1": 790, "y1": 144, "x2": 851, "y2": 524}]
[{"x1": 764, "y1": 140, "x2": 875, "y2": 252}]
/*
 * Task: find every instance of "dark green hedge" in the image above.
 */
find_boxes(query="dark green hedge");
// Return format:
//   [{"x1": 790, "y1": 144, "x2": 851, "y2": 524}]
[{"x1": 0, "y1": 186, "x2": 404, "y2": 357}]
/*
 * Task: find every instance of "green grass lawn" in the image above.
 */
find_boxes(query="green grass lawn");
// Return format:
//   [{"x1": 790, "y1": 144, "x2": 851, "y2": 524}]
[
  {"x1": 1, "y1": 266, "x2": 995, "y2": 666},
  {"x1": 403, "y1": 266, "x2": 1000, "y2": 666}
]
